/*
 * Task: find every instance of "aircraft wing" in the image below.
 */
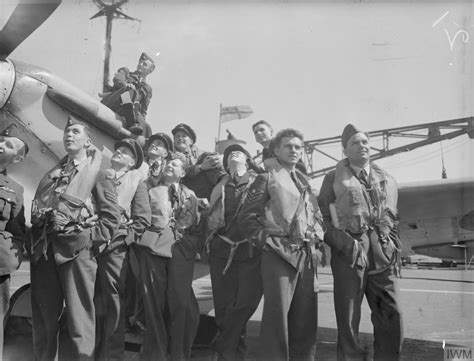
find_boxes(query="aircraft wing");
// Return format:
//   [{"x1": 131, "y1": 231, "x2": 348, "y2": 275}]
[{"x1": 398, "y1": 178, "x2": 474, "y2": 260}]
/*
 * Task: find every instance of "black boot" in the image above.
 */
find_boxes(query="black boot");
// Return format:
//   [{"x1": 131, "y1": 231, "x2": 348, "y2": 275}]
[{"x1": 121, "y1": 103, "x2": 143, "y2": 135}]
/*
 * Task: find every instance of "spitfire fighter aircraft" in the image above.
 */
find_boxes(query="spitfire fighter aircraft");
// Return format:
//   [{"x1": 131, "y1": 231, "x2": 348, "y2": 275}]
[{"x1": 0, "y1": 0, "x2": 136, "y2": 207}]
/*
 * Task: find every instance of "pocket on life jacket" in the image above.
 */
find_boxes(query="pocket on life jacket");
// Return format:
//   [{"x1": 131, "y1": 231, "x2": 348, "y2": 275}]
[{"x1": 348, "y1": 189, "x2": 363, "y2": 206}]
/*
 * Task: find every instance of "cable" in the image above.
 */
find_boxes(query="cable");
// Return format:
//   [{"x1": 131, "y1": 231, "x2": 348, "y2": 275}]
[
  {"x1": 384, "y1": 138, "x2": 468, "y2": 168},
  {"x1": 440, "y1": 141, "x2": 447, "y2": 178},
  {"x1": 384, "y1": 139, "x2": 469, "y2": 169}
]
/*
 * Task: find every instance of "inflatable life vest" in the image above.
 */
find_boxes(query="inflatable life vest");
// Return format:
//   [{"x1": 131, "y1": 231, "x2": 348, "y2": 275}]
[
  {"x1": 264, "y1": 160, "x2": 324, "y2": 242},
  {"x1": 333, "y1": 159, "x2": 398, "y2": 236},
  {"x1": 32, "y1": 147, "x2": 102, "y2": 230},
  {"x1": 139, "y1": 183, "x2": 199, "y2": 257}
]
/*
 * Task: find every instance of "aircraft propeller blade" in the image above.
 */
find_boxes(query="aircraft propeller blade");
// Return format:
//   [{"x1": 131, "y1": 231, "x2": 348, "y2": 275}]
[{"x1": 0, "y1": 0, "x2": 62, "y2": 59}]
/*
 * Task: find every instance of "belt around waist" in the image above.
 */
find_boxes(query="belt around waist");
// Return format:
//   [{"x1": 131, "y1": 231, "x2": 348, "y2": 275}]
[{"x1": 268, "y1": 234, "x2": 307, "y2": 248}]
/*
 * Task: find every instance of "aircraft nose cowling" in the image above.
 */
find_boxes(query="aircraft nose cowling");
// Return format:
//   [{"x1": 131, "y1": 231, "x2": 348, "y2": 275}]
[{"x1": 0, "y1": 59, "x2": 15, "y2": 109}]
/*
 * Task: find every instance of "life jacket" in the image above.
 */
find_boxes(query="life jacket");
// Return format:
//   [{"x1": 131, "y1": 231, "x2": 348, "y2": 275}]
[
  {"x1": 148, "y1": 184, "x2": 174, "y2": 229},
  {"x1": 264, "y1": 160, "x2": 324, "y2": 243},
  {"x1": 148, "y1": 183, "x2": 200, "y2": 231},
  {"x1": 32, "y1": 146, "x2": 102, "y2": 230},
  {"x1": 138, "y1": 183, "x2": 199, "y2": 257},
  {"x1": 333, "y1": 159, "x2": 398, "y2": 236}
]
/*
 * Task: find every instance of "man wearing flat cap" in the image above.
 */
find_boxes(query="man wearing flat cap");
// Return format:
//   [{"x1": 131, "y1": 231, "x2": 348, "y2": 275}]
[
  {"x1": 123, "y1": 132, "x2": 173, "y2": 332},
  {"x1": 101, "y1": 52, "x2": 155, "y2": 137},
  {"x1": 205, "y1": 144, "x2": 262, "y2": 361},
  {"x1": 172, "y1": 122, "x2": 226, "y2": 200},
  {"x1": 140, "y1": 132, "x2": 174, "y2": 185},
  {"x1": 0, "y1": 124, "x2": 27, "y2": 358},
  {"x1": 30, "y1": 118, "x2": 121, "y2": 361},
  {"x1": 95, "y1": 138, "x2": 151, "y2": 361},
  {"x1": 319, "y1": 124, "x2": 403, "y2": 361}
]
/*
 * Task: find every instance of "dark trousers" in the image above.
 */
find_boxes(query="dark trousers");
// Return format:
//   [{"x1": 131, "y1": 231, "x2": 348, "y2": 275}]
[
  {"x1": 260, "y1": 249, "x2": 318, "y2": 361},
  {"x1": 209, "y1": 255, "x2": 263, "y2": 361},
  {"x1": 136, "y1": 243, "x2": 200, "y2": 361},
  {"x1": 124, "y1": 246, "x2": 145, "y2": 330},
  {"x1": 95, "y1": 244, "x2": 128, "y2": 361},
  {"x1": 331, "y1": 251, "x2": 403, "y2": 361},
  {"x1": 0, "y1": 275, "x2": 10, "y2": 361},
  {"x1": 31, "y1": 245, "x2": 97, "y2": 361}
]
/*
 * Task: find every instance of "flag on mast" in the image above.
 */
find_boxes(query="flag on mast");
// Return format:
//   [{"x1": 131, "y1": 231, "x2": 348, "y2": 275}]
[{"x1": 219, "y1": 105, "x2": 253, "y2": 123}]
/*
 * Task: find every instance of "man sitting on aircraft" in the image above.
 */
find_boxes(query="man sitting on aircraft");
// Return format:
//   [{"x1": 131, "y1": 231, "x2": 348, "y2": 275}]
[
  {"x1": 318, "y1": 124, "x2": 403, "y2": 361},
  {"x1": 101, "y1": 52, "x2": 155, "y2": 137},
  {"x1": 95, "y1": 138, "x2": 151, "y2": 361},
  {"x1": 134, "y1": 153, "x2": 201, "y2": 361},
  {"x1": 172, "y1": 123, "x2": 226, "y2": 200},
  {"x1": 29, "y1": 117, "x2": 121, "y2": 361},
  {"x1": 0, "y1": 125, "x2": 28, "y2": 358}
]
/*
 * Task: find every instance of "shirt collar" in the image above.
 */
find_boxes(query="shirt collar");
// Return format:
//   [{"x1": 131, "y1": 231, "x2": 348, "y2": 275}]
[
  {"x1": 66, "y1": 155, "x2": 87, "y2": 168},
  {"x1": 349, "y1": 163, "x2": 370, "y2": 177},
  {"x1": 114, "y1": 169, "x2": 129, "y2": 179},
  {"x1": 170, "y1": 182, "x2": 180, "y2": 193}
]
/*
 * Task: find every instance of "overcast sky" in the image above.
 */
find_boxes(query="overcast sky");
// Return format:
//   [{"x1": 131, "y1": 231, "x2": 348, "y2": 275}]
[{"x1": 2, "y1": 0, "x2": 473, "y2": 187}]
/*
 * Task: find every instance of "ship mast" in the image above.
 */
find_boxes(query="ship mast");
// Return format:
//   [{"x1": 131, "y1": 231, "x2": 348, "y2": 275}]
[{"x1": 91, "y1": 0, "x2": 140, "y2": 93}]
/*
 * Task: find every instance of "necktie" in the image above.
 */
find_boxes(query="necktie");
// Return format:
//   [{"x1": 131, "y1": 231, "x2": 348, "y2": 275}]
[
  {"x1": 169, "y1": 184, "x2": 180, "y2": 208},
  {"x1": 359, "y1": 169, "x2": 369, "y2": 186},
  {"x1": 56, "y1": 161, "x2": 75, "y2": 190}
]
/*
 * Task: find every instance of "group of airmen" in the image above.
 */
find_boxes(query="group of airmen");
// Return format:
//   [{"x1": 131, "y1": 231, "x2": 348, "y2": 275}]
[
  {"x1": 0, "y1": 55, "x2": 403, "y2": 361},
  {"x1": 0, "y1": 114, "x2": 403, "y2": 361}
]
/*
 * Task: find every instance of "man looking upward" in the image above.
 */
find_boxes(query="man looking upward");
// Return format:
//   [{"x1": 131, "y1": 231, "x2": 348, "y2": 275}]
[{"x1": 319, "y1": 124, "x2": 403, "y2": 361}]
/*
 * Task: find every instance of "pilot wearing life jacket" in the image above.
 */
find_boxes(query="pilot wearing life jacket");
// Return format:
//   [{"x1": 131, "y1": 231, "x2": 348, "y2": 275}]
[
  {"x1": 95, "y1": 138, "x2": 151, "y2": 361},
  {"x1": 205, "y1": 143, "x2": 262, "y2": 361},
  {"x1": 318, "y1": 123, "x2": 403, "y2": 361},
  {"x1": 239, "y1": 128, "x2": 324, "y2": 361},
  {"x1": 29, "y1": 118, "x2": 121, "y2": 361},
  {"x1": 134, "y1": 152, "x2": 201, "y2": 361}
]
